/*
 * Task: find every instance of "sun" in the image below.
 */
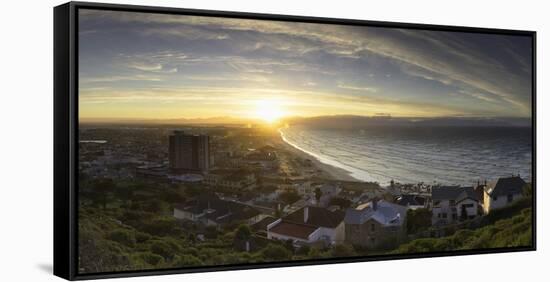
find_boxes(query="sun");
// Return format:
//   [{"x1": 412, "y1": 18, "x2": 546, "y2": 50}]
[{"x1": 255, "y1": 99, "x2": 286, "y2": 123}]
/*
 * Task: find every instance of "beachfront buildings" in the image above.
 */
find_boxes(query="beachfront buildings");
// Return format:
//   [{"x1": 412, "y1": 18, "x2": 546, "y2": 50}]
[
  {"x1": 169, "y1": 131, "x2": 210, "y2": 172},
  {"x1": 431, "y1": 186, "x2": 481, "y2": 225},
  {"x1": 344, "y1": 199, "x2": 407, "y2": 248},
  {"x1": 483, "y1": 176, "x2": 526, "y2": 214},
  {"x1": 267, "y1": 206, "x2": 345, "y2": 245}
]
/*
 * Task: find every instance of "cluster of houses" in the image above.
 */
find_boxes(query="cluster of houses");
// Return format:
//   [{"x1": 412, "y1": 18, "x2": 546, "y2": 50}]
[
  {"x1": 173, "y1": 175, "x2": 528, "y2": 249},
  {"x1": 430, "y1": 176, "x2": 527, "y2": 226}
]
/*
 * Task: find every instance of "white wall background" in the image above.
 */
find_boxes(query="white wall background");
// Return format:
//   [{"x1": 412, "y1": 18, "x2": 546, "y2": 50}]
[{"x1": 0, "y1": 0, "x2": 547, "y2": 281}]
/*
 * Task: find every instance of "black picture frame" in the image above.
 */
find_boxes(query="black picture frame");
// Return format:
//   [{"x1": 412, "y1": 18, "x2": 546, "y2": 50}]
[{"x1": 54, "y1": 1, "x2": 537, "y2": 280}]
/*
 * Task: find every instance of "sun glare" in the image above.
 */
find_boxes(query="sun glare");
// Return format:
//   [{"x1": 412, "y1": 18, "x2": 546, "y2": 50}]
[{"x1": 255, "y1": 99, "x2": 286, "y2": 123}]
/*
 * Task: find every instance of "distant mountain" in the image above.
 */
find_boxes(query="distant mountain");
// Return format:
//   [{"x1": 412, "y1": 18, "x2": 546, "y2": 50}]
[
  {"x1": 80, "y1": 116, "x2": 259, "y2": 125},
  {"x1": 81, "y1": 115, "x2": 531, "y2": 128},
  {"x1": 282, "y1": 115, "x2": 531, "y2": 129},
  {"x1": 145, "y1": 116, "x2": 257, "y2": 125}
]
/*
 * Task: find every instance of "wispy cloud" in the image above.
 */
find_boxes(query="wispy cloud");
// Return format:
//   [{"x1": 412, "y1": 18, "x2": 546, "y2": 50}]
[
  {"x1": 337, "y1": 83, "x2": 377, "y2": 93},
  {"x1": 78, "y1": 9, "x2": 532, "y2": 119},
  {"x1": 80, "y1": 75, "x2": 163, "y2": 83}
]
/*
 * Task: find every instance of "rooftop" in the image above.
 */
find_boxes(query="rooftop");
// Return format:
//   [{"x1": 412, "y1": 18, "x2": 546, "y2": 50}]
[
  {"x1": 174, "y1": 193, "x2": 260, "y2": 224},
  {"x1": 395, "y1": 194, "x2": 426, "y2": 207},
  {"x1": 486, "y1": 176, "x2": 526, "y2": 197},
  {"x1": 251, "y1": 216, "x2": 278, "y2": 231},
  {"x1": 284, "y1": 206, "x2": 345, "y2": 228},
  {"x1": 268, "y1": 221, "x2": 318, "y2": 240},
  {"x1": 345, "y1": 200, "x2": 407, "y2": 226},
  {"x1": 432, "y1": 186, "x2": 479, "y2": 202}
]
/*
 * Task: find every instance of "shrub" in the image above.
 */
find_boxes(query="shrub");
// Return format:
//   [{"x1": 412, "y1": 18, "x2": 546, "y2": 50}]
[
  {"x1": 135, "y1": 231, "x2": 152, "y2": 243},
  {"x1": 107, "y1": 229, "x2": 136, "y2": 248},
  {"x1": 132, "y1": 252, "x2": 164, "y2": 267},
  {"x1": 331, "y1": 244, "x2": 356, "y2": 257},
  {"x1": 173, "y1": 254, "x2": 203, "y2": 267},
  {"x1": 150, "y1": 240, "x2": 175, "y2": 260},
  {"x1": 296, "y1": 245, "x2": 311, "y2": 256},
  {"x1": 260, "y1": 244, "x2": 292, "y2": 261},
  {"x1": 141, "y1": 217, "x2": 177, "y2": 236}
]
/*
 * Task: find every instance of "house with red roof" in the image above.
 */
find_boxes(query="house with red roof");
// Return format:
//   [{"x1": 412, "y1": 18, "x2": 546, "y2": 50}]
[{"x1": 266, "y1": 206, "x2": 345, "y2": 245}]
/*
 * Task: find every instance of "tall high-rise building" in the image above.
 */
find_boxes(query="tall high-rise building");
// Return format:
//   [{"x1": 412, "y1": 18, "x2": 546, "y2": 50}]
[{"x1": 169, "y1": 131, "x2": 210, "y2": 172}]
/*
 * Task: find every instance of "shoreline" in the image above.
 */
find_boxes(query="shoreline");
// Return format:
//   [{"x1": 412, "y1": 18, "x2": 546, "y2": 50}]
[{"x1": 277, "y1": 129, "x2": 362, "y2": 183}]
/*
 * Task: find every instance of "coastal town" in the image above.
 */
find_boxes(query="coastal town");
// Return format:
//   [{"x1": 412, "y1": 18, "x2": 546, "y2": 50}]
[{"x1": 78, "y1": 123, "x2": 533, "y2": 272}]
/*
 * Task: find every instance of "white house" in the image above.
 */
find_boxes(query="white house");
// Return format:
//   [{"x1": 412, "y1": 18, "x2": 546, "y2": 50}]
[
  {"x1": 483, "y1": 176, "x2": 526, "y2": 214},
  {"x1": 431, "y1": 186, "x2": 481, "y2": 225},
  {"x1": 266, "y1": 219, "x2": 323, "y2": 244}
]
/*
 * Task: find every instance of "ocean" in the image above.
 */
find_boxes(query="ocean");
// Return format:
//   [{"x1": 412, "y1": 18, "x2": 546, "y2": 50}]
[{"x1": 280, "y1": 126, "x2": 532, "y2": 186}]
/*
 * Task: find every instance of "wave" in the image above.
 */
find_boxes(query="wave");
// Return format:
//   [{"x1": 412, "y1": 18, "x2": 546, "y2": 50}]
[{"x1": 279, "y1": 126, "x2": 532, "y2": 186}]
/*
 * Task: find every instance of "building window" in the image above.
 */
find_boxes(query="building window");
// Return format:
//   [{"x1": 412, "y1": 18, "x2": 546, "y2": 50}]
[
  {"x1": 370, "y1": 237, "x2": 375, "y2": 245},
  {"x1": 371, "y1": 223, "x2": 375, "y2": 232},
  {"x1": 452, "y1": 214, "x2": 457, "y2": 220},
  {"x1": 449, "y1": 200, "x2": 456, "y2": 206},
  {"x1": 463, "y1": 204, "x2": 474, "y2": 208},
  {"x1": 442, "y1": 213, "x2": 448, "y2": 219},
  {"x1": 507, "y1": 194, "x2": 514, "y2": 203}
]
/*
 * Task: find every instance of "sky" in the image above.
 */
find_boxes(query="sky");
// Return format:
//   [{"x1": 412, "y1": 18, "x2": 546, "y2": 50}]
[{"x1": 78, "y1": 9, "x2": 533, "y2": 123}]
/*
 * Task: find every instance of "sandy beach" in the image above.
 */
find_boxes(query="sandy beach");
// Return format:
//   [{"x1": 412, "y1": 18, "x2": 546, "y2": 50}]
[{"x1": 276, "y1": 131, "x2": 360, "y2": 182}]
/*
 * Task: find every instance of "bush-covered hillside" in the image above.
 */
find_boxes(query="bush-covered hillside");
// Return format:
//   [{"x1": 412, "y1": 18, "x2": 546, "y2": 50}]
[{"x1": 393, "y1": 207, "x2": 532, "y2": 254}]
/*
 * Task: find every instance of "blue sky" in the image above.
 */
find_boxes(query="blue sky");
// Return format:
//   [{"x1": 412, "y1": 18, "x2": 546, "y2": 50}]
[{"x1": 78, "y1": 9, "x2": 533, "y2": 121}]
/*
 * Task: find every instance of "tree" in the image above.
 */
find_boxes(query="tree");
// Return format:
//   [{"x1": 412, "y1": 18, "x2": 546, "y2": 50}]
[
  {"x1": 523, "y1": 183, "x2": 533, "y2": 197},
  {"x1": 296, "y1": 245, "x2": 310, "y2": 256},
  {"x1": 274, "y1": 206, "x2": 283, "y2": 218},
  {"x1": 314, "y1": 187, "x2": 322, "y2": 205},
  {"x1": 234, "y1": 224, "x2": 252, "y2": 241},
  {"x1": 93, "y1": 178, "x2": 115, "y2": 210},
  {"x1": 150, "y1": 240, "x2": 176, "y2": 260},
  {"x1": 114, "y1": 185, "x2": 134, "y2": 206},
  {"x1": 132, "y1": 252, "x2": 164, "y2": 267},
  {"x1": 142, "y1": 217, "x2": 177, "y2": 236},
  {"x1": 107, "y1": 229, "x2": 136, "y2": 248},
  {"x1": 279, "y1": 191, "x2": 300, "y2": 205},
  {"x1": 260, "y1": 244, "x2": 292, "y2": 261},
  {"x1": 173, "y1": 254, "x2": 202, "y2": 267},
  {"x1": 406, "y1": 208, "x2": 432, "y2": 234},
  {"x1": 233, "y1": 224, "x2": 253, "y2": 252},
  {"x1": 460, "y1": 206, "x2": 468, "y2": 221},
  {"x1": 185, "y1": 184, "x2": 201, "y2": 197},
  {"x1": 144, "y1": 199, "x2": 165, "y2": 213},
  {"x1": 331, "y1": 244, "x2": 356, "y2": 257},
  {"x1": 329, "y1": 197, "x2": 351, "y2": 209}
]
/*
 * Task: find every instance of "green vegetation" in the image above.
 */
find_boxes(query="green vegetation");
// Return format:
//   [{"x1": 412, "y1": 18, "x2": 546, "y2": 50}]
[
  {"x1": 329, "y1": 197, "x2": 352, "y2": 209},
  {"x1": 394, "y1": 207, "x2": 532, "y2": 254},
  {"x1": 78, "y1": 178, "x2": 333, "y2": 273},
  {"x1": 278, "y1": 190, "x2": 300, "y2": 205},
  {"x1": 78, "y1": 177, "x2": 533, "y2": 273},
  {"x1": 406, "y1": 208, "x2": 432, "y2": 234}
]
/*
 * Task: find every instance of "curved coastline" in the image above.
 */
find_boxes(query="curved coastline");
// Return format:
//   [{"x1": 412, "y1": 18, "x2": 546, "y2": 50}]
[{"x1": 278, "y1": 128, "x2": 376, "y2": 183}]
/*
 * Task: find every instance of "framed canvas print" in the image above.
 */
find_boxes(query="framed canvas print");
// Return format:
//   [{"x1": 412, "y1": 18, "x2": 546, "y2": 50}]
[{"x1": 54, "y1": 1, "x2": 536, "y2": 280}]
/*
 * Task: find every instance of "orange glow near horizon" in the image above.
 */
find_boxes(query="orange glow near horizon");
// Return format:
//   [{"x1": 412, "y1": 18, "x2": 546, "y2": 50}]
[{"x1": 254, "y1": 99, "x2": 287, "y2": 124}]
